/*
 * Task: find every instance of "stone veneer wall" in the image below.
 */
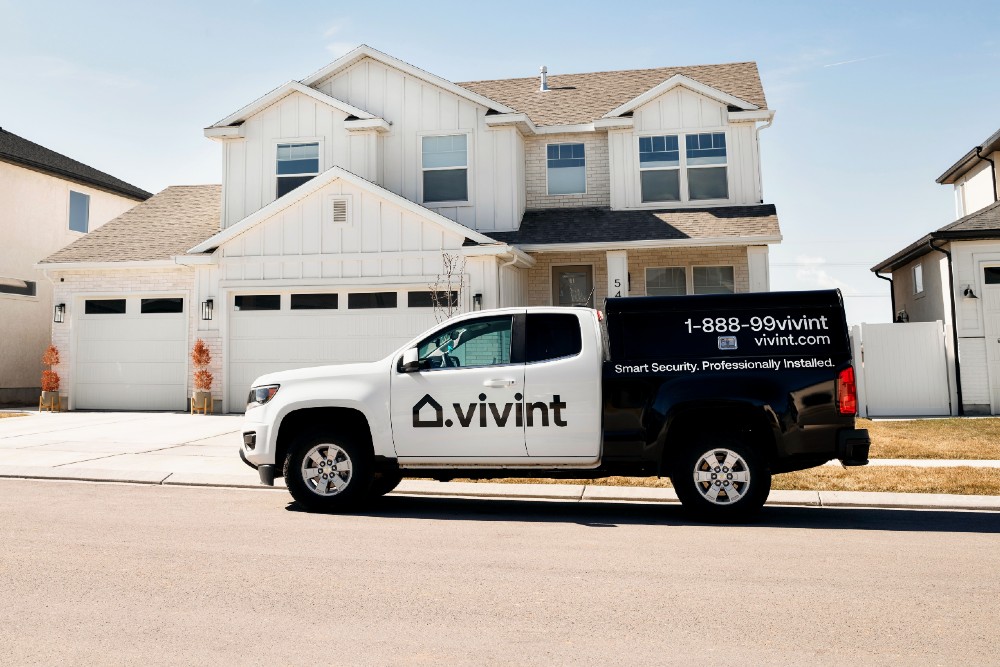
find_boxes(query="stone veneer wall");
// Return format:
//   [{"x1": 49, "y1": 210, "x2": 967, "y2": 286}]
[
  {"x1": 524, "y1": 132, "x2": 610, "y2": 209},
  {"x1": 525, "y1": 247, "x2": 750, "y2": 306},
  {"x1": 48, "y1": 267, "x2": 223, "y2": 410}
]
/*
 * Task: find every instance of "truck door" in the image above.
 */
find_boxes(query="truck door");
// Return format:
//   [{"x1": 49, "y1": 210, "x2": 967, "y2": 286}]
[
  {"x1": 522, "y1": 312, "x2": 602, "y2": 461},
  {"x1": 390, "y1": 313, "x2": 528, "y2": 459}
]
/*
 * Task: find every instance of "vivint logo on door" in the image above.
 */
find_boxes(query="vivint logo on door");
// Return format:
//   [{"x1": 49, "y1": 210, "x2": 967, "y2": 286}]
[{"x1": 413, "y1": 393, "x2": 568, "y2": 428}]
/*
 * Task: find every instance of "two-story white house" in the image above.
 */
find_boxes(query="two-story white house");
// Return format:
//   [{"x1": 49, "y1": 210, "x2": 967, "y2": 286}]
[
  {"x1": 872, "y1": 127, "x2": 1000, "y2": 415},
  {"x1": 39, "y1": 45, "x2": 781, "y2": 413},
  {"x1": 1, "y1": 128, "x2": 150, "y2": 405}
]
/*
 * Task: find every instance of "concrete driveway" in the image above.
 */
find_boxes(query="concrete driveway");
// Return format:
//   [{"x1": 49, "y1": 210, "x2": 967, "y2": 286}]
[{"x1": 0, "y1": 411, "x2": 255, "y2": 485}]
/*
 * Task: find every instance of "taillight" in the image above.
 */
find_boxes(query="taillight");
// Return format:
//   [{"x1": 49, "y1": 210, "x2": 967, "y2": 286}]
[
  {"x1": 837, "y1": 366, "x2": 857, "y2": 416},
  {"x1": 597, "y1": 310, "x2": 604, "y2": 322}
]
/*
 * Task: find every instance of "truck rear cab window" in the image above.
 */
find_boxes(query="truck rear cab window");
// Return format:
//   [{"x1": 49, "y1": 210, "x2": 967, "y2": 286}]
[{"x1": 525, "y1": 313, "x2": 582, "y2": 363}]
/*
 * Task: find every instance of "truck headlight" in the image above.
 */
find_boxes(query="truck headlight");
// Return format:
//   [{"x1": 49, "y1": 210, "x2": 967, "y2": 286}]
[{"x1": 247, "y1": 384, "x2": 280, "y2": 408}]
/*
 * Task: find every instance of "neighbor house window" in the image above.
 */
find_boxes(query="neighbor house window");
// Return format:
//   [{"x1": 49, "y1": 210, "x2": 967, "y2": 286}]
[
  {"x1": 639, "y1": 132, "x2": 729, "y2": 203},
  {"x1": 547, "y1": 143, "x2": 586, "y2": 195},
  {"x1": 685, "y1": 133, "x2": 728, "y2": 200},
  {"x1": 639, "y1": 135, "x2": 680, "y2": 203},
  {"x1": 421, "y1": 134, "x2": 468, "y2": 203},
  {"x1": 69, "y1": 191, "x2": 90, "y2": 233},
  {"x1": 693, "y1": 266, "x2": 735, "y2": 294},
  {"x1": 276, "y1": 143, "x2": 320, "y2": 198},
  {"x1": 646, "y1": 267, "x2": 687, "y2": 296},
  {"x1": 0, "y1": 278, "x2": 37, "y2": 297},
  {"x1": 912, "y1": 265, "x2": 924, "y2": 294}
]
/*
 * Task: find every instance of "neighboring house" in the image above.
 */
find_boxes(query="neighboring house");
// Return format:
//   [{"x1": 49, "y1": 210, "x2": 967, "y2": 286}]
[
  {"x1": 37, "y1": 45, "x2": 781, "y2": 413},
  {"x1": 0, "y1": 128, "x2": 150, "y2": 405},
  {"x1": 872, "y1": 127, "x2": 1000, "y2": 415}
]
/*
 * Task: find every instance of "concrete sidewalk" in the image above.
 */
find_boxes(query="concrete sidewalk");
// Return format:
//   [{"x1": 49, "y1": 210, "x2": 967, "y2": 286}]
[{"x1": 0, "y1": 410, "x2": 998, "y2": 512}]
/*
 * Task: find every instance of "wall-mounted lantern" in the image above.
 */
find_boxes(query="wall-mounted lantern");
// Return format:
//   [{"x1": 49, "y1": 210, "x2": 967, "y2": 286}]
[
  {"x1": 963, "y1": 286, "x2": 979, "y2": 299},
  {"x1": 201, "y1": 299, "x2": 214, "y2": 321},
  {"x1": 53, "y1": 303, "x2": 66, "y2": 323},
  {"x1": 472, "y1": 293, "x2": 483, "y2": 311}
]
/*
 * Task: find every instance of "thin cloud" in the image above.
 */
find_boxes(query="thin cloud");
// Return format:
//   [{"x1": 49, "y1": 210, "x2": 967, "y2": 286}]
[
  {"x1": 823, "y1": 54, "x2": 888, "y2": 68},
  {"x1": 2, "y1": 55, "x2": 147, "y2": 90},
  {"x1": 794, "y1": 256, "x2": 858, "y2": 294}
]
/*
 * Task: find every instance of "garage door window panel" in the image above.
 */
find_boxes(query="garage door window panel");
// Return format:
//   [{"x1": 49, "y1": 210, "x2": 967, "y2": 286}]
[
  {"x1": 407, "y1": 291, "x2": 458, "y2": 308},
  {"x1": 348, "y1": 292, "x2": 397, "y2": 309},
  {"x1": 291, "y1": 293, "x2": 339, "y2": 310},
  {"x1": 141, "y1": 298, "x2": 184, "y2": 314},
  {"x1": 85, "y1": 299, "x2": 126, "y2": 315},
  {"x1": 235, "y1": 295, "x2": 281, "y2": 311}
]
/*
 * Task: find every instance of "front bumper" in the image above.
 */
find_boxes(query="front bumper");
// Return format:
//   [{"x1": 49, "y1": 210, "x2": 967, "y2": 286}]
[
  {"x1": 837, "y1": 428, "x2": 871, "y2": 466},
  {"x1": 239, "y1": 418, "x2": 275, "y2": 486}
]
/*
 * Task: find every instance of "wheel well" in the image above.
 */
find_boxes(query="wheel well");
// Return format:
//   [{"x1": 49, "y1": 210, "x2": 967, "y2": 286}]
[
  {"x1": 660, "y1": 405, "x2": 777, "y2": 474},
  {"x1": 274, "y1": 407, "x2": 373, "y2": 476}
]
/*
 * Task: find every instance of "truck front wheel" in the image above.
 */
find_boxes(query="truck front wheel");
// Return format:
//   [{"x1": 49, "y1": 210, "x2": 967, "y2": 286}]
[
  {"x1": 284, "y1": 434, "x2": 373, "y2": 512},
  {"x1": 671, "y1": 437, "x2": 771, "y2": 521}
]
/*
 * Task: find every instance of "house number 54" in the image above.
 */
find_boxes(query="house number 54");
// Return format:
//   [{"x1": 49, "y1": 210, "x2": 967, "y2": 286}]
[{"x1": 613, "y1": 278, "x2": 622, "y2": 298}]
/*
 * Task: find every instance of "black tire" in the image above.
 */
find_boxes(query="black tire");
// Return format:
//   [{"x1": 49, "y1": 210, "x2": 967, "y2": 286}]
[
  {"x1": 670, "y1": 435, "x2": 770, "y2": 522},
  {"x1": 369, "y1": 469, "x2": 404, "y2": 498},
  {"x1": 284, "y1": 432, "x2": 373, "y2": 512}
]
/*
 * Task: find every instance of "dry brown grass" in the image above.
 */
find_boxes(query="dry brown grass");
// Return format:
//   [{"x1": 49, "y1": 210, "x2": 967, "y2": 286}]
[
  {"x1": 456, "y1": 466, "x2": 1000, "y2": 496},
  {"x1": 0, "y1": 412, "x2": 29, "y2": 419},
  {"x1": 861, "y1": 417, "x2": 1000, "y2": 459}
]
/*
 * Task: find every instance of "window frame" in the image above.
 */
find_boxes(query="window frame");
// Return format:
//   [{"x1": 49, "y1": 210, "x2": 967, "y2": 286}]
[
  {"x1": 273, "y1": 138, "x2": 323, "y2": 201},
  {"x1": 645, "y1": 266, "x2": 688, "y2": 296},
  {"x1": 418, "y1": 130, "x2": 473, "y2": 208},
  {"x1": 68, "y1": 190, "x2": 90, "y2": 233},
  {"x1": 234, "y1": 294, "x2": 282, "y2": 312},
  {"x1": 545, "y1": 142, "x2": 587, "y2": 196},
  {"x1": 0, "y1": 277, "x2": 38, "y2": 300},
  {"x1": 912, "y1": 264, "x2": 924, "y2": 295},
  {"x1": 691, "y1": 264, "x2": 736, "y2": 295},
  {"x1": 635, "y1": 129, "x2": 732, "y2": 207}
]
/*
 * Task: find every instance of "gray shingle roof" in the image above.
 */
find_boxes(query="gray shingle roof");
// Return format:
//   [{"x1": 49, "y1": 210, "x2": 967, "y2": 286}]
[
  {"x1": 41, "y1": 185, "x2": 220, "y2": 264},
  {"x1": 0, "y1": 127, "x2": 151, "y2": 201},
  {"x1": 458, "y1": 62, "x2": 766, "y2": 127},
  {"x1": 483, "y1": 205, "x2": 780, "y2": 247},
  {"x1": 872, "y1": 199, "x2": 1000, "y2": 272}
]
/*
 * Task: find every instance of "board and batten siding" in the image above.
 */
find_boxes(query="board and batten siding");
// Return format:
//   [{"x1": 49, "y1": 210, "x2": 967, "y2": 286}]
[
  {"x1": 219, "y1": 177, "x2": 467, "y2": 283},
  {"x1": 312, "y1": 57, "x2": 524, "y2": 232},
  {"x1": 608, "y1": 87, "x2": 761, "y2": 210}
]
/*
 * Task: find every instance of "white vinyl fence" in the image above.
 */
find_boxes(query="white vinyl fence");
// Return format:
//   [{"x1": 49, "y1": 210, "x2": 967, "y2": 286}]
[{"x1": 850, "y1": 322, "x2": 954, "y2": 417}]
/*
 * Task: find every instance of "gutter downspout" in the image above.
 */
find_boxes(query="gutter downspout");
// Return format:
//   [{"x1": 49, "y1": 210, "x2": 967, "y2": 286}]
[
  {"x1": 975, "y1": 146, "x2": 998, "y2": 203},
  {"x1": 874, "y1": 270, "x2": 895, "y2": 321},
  {"x1": 929, "y1": 239, "x2": 964, "y2": 416},
  {"x1": 754, "y1": 113, "x2": 775, "y2": 203},
  {"x1": 497, "y1": 253, "x2": 519, "y2": 308}
]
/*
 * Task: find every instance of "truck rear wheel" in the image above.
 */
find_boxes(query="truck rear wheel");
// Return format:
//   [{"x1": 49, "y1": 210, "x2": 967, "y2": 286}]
[
  {"x1": 284, "y1": 433, "x2": 373, "y2": 512},
  {"x1": 671, "y1": 437, "x2": 770, "y2": 521}
]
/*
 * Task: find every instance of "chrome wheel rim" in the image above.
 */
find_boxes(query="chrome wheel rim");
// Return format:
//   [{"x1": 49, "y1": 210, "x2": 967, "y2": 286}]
[
  {"x1": 301, "y1": 444, "x2": 353, "y2": 497},
  {"x1": 693, "y1": 448, "x2": 750, "y2": 505}
]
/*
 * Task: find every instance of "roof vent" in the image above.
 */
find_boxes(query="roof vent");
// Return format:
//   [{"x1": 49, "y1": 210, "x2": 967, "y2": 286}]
[{"x1": 539, "y1": 65, "x2": 549, "y2": 92}]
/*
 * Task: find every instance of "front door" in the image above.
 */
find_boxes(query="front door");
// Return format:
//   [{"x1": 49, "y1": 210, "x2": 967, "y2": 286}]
[
  {"x1": 390, "y1": 314, "x2": 528, "y2": 459},
  {"x1": 552, "y1": 265, "x2": 594, "y2": 307}
]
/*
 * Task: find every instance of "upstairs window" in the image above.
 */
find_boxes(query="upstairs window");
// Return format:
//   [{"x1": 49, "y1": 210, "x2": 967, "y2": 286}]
[
  {"x1": 912, "y1": 265, "x2": 924, "y2": 294},
  {"x1": 547, "y1": 143, "x2": 586, "y2": 195},
  {"x1": 421, "y1": 134, "x2": 468, "y2": 203},
  {"x1": 639, "y1": 132, "x2": 729, "y2": 203},
  {"x1": 276, "y1": 143, "x2": 320, "y2": 198},
  {"x1": 686, "y1": 133, "x2": 728, "y2": 200},
  {"x1": 69, "y1": 191, "x2": 90, "y2": 233},
  {"x1": 639, "y1": 135, "x2": 680, "y2": 203}
]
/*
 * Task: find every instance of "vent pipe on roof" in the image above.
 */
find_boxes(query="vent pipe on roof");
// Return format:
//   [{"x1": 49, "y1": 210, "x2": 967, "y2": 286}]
[{"x1": 539, "y1": 66, "x2": 549, "y2": 92}]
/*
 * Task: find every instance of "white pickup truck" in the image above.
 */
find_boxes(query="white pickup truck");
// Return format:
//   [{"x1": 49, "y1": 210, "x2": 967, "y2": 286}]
[{"x1": 239, "y1": 291, "x2": 869, "y2": 519}]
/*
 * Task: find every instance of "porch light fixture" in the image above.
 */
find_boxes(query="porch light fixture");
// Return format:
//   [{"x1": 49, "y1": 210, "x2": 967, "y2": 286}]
[
  {"x1": 201, "y1": 298, "x2": 214, "y2": 321},
  {"x1": 963, "y1": 286, "x2": 978, "y2": 299},
  {"x1": 472, "y1": 293, "x2": 483, "y2": 311},
  {"x1": 53, "y1": 303, "x2": 66, "y2": 323}
]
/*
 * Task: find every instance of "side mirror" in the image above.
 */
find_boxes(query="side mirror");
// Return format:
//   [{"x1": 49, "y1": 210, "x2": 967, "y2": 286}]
[{"x1": 401, "y1": 348, "x2": 420, "y2": 373}]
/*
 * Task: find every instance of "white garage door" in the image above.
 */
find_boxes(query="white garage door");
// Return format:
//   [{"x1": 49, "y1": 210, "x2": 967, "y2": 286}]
[
  {"x1": 75, "y1": 296, "x2": 188, "y2": 411},
  {"x1": 227, "y1": 290, "x2": 444, "y2": 411}
]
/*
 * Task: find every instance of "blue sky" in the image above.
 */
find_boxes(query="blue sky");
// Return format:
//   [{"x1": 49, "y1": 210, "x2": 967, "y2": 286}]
[{"x1": 2, "y1": 0, "x2": 999, "y2": 324}]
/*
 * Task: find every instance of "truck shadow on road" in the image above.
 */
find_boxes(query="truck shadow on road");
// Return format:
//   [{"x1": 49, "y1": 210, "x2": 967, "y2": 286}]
[{"x1": 286, "y1": 496, "x2": 1000, "y2": 534}]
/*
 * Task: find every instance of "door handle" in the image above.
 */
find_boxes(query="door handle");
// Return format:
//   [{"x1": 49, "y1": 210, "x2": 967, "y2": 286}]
[{"x1": 483, "y1": 378, "x2": 516, "y2": 388}]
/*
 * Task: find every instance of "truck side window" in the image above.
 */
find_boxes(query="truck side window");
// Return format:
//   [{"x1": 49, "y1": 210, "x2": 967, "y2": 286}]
[
  {"x1": 525, "y1": 313, "x2": 582, "y2": 363},
  {"x1": 415, "y1": 315, "x2": 513, "y2": 370}
]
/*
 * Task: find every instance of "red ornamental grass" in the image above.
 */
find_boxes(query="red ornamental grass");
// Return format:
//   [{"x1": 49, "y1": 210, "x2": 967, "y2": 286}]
[
  {"x1": 41, "y1": 370, "x2": 60, "y2": 392},
  {"x1": 194, "y1": 369, "x2": 213, "y2": 392}
]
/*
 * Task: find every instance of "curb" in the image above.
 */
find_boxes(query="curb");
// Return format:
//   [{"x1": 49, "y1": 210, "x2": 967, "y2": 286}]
[{"x1": 1, "y1": 467, "x2": 998, "y2": 511}]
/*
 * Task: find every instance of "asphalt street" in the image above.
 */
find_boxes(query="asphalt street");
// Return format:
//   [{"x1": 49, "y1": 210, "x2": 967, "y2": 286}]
[{"x1": 1, "y1": 479, "x2": 998, "y2": 666}]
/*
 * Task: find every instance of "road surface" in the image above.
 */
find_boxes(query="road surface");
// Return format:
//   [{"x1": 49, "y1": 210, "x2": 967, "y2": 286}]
[{"x1": 0, "y1": 479, "x2": 997, "y2": 665}]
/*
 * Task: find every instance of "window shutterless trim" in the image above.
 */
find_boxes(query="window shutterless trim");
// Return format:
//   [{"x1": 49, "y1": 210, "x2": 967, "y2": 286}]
[
  {"x1": 545, "y1": 142, "x2": 587, "y2": 196},
  {"x1": 417, "y1": 130, "x2": 473, "y2": 207},
  {"x1": 635, "y1": 129, "x2": 732, "y2": 206}
]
